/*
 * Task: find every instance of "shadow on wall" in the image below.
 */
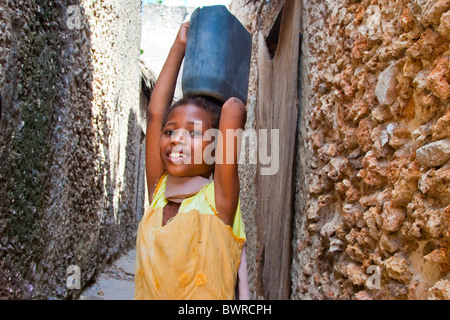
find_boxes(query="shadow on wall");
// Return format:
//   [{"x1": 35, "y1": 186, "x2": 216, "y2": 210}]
[
  {"x1": 0, "y1": 0, "x2": 95, "y2": 299},
  {"x1": 0, "y1": 0, "x2": 139, "y2": 299}
]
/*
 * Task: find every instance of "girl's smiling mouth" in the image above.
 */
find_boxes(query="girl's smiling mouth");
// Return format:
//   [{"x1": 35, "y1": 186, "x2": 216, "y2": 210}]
[
  {"x1": 168, "y1": 152, "x2": 186, "y2": 164},
  {"x1": 167, "y1": 146, "x2": 190, "y2": 164}
]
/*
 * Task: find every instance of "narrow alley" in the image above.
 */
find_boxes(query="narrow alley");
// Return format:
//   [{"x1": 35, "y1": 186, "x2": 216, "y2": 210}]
[{"x1": 1, "y1": 0, "x2": 449, "y2": 301}]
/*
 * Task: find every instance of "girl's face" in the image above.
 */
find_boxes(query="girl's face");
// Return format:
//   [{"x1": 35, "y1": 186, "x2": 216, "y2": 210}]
[{"x1": 160, "y1": 104, "x2": 216, "y2": 178}]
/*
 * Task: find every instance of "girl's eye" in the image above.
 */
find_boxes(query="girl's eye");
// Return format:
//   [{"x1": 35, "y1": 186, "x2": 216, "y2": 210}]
[
  {"x1": 165, "y1": 130, "x2": 174, "y2": 136},
  {"x1": 190, "y1": 130, "x2": 202, "y2": 137}
]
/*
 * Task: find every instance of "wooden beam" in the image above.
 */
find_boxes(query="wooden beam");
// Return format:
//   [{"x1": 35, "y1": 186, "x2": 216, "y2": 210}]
[{"x1": 255, "y1": 0, "x2": 301, "y2": 300}]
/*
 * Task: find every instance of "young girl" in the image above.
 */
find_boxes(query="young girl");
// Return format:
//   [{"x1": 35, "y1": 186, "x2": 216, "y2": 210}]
[{"x1": 134, "y1": 22, "x2": 249, "y2": 300}]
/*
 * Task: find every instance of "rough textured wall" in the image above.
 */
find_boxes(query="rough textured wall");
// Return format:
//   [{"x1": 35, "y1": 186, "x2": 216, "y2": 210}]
[
  {"x1": 0, "y1": 0, "x2": 142, "y2": 299},
  {"x1": 293, "y1": 0, "x2": 450, "y2": 300},
  {"x1": 231, "y1": 0, "x2": 450, "y2": 300}
]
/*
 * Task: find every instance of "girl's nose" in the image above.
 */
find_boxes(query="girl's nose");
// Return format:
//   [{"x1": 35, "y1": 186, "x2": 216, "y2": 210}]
[{"x1": 170, "y1": 129, "x2": 187, "y2": 146}]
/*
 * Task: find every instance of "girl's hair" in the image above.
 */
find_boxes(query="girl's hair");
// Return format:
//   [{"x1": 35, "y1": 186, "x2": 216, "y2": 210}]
[{"x1": 162, "y1": 95, "x2": 222, "y2": 129}]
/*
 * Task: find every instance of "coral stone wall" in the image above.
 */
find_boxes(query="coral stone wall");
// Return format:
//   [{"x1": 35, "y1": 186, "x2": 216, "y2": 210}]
[
  {"x1": 293, "y1": 0, "x2": 450, "y2": 300},
  {"x1": 0, "y1": 0, "x2": 142, "y2": 299}
]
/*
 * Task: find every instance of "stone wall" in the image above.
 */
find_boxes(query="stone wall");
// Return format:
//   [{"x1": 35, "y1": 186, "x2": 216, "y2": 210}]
[
  {"x1": 296, "y1": 0, "x2": 449, "y2": 300},
  {"x1": 231, "y1": 0, "x2": 450, "y2": 299},
  {"x1": 0, "y1": 0, "x2": 142, "y2": 299}
]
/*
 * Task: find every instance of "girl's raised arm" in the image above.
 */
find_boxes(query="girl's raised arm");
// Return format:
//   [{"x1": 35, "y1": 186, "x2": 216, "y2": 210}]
[
  {"x1": 214, "y1": 98, "x2": 247, "y2": 226},
  {"x1": 146, "y1": 22, "x2": 189, "y2": 201}
]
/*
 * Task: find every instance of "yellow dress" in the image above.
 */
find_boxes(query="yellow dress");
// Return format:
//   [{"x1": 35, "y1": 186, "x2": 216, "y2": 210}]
[{"x1": 134, "y1": 172, "x2": 246, "y2": 300}]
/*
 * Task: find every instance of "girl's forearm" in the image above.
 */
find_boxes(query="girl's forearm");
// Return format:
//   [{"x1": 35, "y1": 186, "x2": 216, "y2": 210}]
[{"x1": 147, "y1": 42, "x2": 186, "y2": 119}]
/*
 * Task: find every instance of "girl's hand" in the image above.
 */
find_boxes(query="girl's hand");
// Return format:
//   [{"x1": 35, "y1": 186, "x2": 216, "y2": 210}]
[{"x1": 174, "y1": 21, "x2": 190, "y2": 48}]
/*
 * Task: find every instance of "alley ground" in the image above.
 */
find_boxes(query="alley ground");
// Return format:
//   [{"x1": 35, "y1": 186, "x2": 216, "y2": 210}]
[{"x1": 79, "y1": 247, "x2": 136, "y2": 300}]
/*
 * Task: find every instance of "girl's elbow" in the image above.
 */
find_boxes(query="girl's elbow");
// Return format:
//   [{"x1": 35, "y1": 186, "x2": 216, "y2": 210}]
[{"x1": 222, "y1": 98, "x2": 247, "y2": 122}]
